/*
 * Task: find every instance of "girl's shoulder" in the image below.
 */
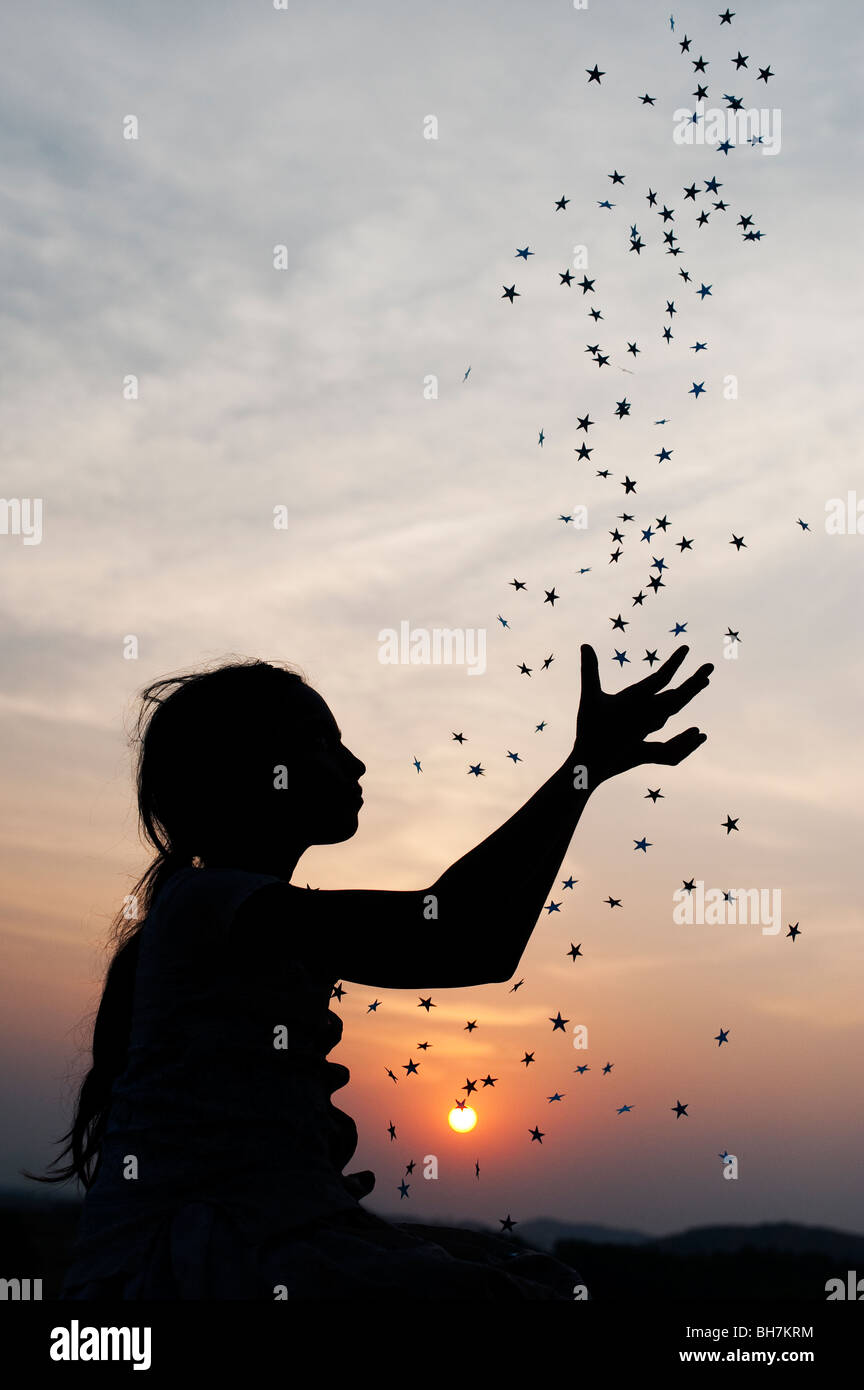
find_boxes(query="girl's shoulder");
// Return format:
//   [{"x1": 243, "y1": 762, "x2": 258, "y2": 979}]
[
  {"x1": 150, "y1": 866, "x2": 284, "y2": 937},
  {"x1": 146, "y1": 870, "x2": 332, "y2": 978}
]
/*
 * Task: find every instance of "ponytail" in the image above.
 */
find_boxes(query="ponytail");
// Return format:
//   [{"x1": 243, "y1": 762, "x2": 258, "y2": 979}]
[{"x1": 25, "y1": 848, "x2": 188, "y2": 1189}]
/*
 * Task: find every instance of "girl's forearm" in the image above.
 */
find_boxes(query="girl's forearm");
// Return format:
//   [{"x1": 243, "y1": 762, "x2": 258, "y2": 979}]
[{"x1": 429, "y1": 742, "x2": 598, "y2": 969}]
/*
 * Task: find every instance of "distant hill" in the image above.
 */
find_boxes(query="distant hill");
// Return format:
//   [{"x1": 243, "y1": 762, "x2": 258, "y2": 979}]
[
  {"x1": 653, "y1": 1222, "x2": 864, "y2": 1259},
  {"x1": 517, "y1": 1218, "x2": 648, "y2": 1250},
  {"x1": 510, "y1": 1217, "x2": 864, "y2": 1260},
  {"x1": 3, "y1": 1192, "x2": 862, "y2": 1300}
]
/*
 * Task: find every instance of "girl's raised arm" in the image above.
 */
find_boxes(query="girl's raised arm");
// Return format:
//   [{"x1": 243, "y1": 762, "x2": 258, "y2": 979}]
[{"x1": 235, "y1": 646, "x2": 712, "y2": 989}]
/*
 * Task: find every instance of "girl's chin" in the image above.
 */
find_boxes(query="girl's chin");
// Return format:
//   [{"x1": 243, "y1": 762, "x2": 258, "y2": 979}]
[{"x1": 316, "y1": 813, "x2": 361, "y2": 844}]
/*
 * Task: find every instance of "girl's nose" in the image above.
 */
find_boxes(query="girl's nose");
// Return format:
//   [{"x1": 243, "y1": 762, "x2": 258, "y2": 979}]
[{"x1": 346, "y1": 748, "x2": 366, "y2": 778}]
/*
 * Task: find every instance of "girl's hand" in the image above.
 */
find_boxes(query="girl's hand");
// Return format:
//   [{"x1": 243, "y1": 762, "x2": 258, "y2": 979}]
[{"x1": 575, "y1": 644, "x2": 712, "y2": 783}]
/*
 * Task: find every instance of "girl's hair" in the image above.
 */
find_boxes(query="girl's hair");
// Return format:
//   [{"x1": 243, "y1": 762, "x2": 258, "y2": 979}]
[{"x1": 28, "y1": 658, "x2": 308, "y2": 1189}]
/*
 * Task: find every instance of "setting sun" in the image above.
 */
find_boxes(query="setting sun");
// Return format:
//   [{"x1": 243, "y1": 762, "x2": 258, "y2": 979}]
[{"x1": 448, "y1": 1106, "x2": 477, "y2": 1133}]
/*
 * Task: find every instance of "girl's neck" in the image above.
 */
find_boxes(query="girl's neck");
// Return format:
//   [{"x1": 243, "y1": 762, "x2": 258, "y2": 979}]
[{"x1": 202, "y1": 841, "x2": 303, "y2": 881}]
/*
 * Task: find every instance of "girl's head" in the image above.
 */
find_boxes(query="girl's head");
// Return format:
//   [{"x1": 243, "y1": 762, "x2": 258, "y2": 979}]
[
  {"x1": 137, "y1": 659, "x2": 366, "y2": 874},
  {"x1": 29, "y1": 658, "x2": 365, "y2": 1189}
]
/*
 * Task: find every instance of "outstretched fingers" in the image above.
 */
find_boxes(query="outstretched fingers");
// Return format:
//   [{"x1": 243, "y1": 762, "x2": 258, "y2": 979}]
[
  {"x1": 658, "y1": 663, "x2": 714, "y2": 719},
  {"x1": 631, "y1": 644, "x2": 690, "y2": 696},
  {"x1": 640, "y1": 728, "x2": 708, "y2": 766}
]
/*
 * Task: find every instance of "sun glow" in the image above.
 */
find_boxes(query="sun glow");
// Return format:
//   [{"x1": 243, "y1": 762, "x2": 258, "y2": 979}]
[{"x1": 448, "y1": 1106, "x2": 477, "y2": 1133}]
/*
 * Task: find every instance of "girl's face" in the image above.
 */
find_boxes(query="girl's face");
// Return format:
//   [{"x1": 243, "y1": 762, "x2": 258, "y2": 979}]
[{"x1": 281, "y1": 687, "x2": 366, "y2": 845}]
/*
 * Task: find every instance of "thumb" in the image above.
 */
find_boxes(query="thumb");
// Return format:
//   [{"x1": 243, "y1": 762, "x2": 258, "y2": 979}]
[{"x1": 580, "y1": 644, "x2": 601, "y2": 699}]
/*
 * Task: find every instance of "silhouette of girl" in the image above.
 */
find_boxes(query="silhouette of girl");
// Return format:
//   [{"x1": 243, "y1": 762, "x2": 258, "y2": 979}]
[{"x1": 40, "y1": 644, "x2": 711, "y2": 1299}]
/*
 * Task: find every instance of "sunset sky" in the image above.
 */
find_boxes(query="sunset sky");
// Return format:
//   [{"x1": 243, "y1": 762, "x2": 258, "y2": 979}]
[{"x1": 1, "y1": 0, "x2": 862, "y2": 1239}]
